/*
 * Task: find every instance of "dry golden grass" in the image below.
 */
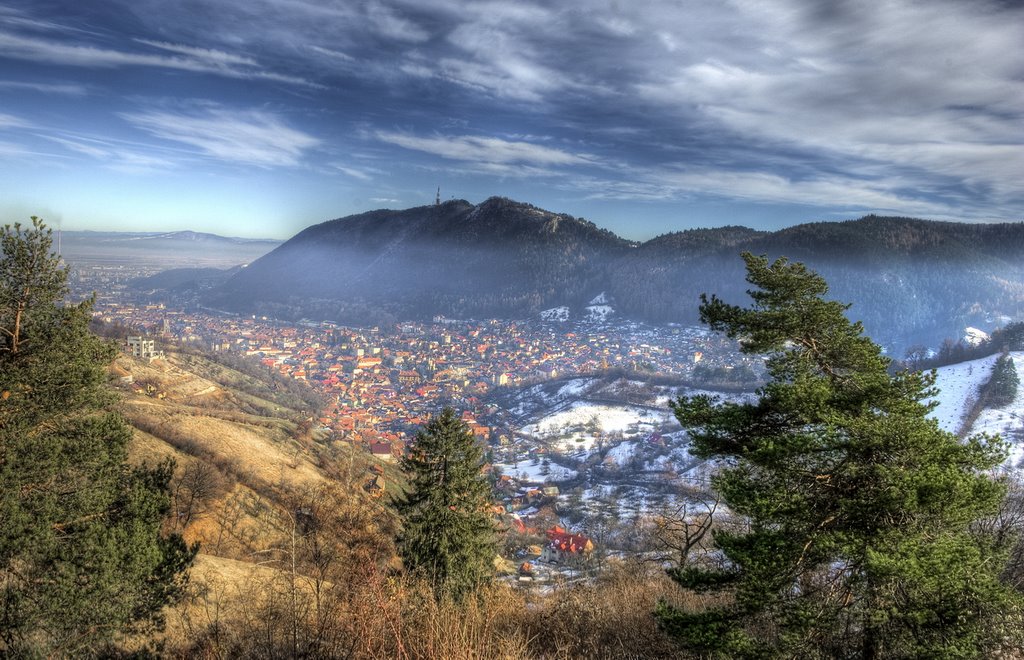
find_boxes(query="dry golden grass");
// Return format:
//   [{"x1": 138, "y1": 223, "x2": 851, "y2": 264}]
[
  {"x1": 130, "y1": 406, "x2": 323, "y2": 488},
  {"x1": 126, "y1": 425, "x2": 191, "y2": 467},
  {"x1": 114, "y1": 350, "x2": 701, "y2": 659}
]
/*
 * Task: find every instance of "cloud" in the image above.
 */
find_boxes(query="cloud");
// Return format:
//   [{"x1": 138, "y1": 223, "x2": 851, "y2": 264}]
[
  {"x1": 0, "y1": 113, "x2": 30, "y2": 129},
  {"x1": 0, "y1": 140, "x2": 31, "y2": 156},
  {"x1": 308, "y1": 46, "x2": 354, "y2": 63},
  {"x1": 3, "y1": 0, "x2": 1021, "y2": 224},
  {"x1": 37, "y1": 134, "x2": 180, "y2": 173},
  {"x1": 330, "y1": 163, "x2": 375, "y2": 181},
  {"x1": 0, "y1": 80, "x2": 87, "y2": 95},
  {"x1": 376, "y1": 131, "x2": 597, "y2": 167},
  {"x1": 134, "y1": 39, "x2": 260, "y2": 67},
  {"x1": 0, "y1": 30, "x2": 318, "y2": 86},
  {"x1": 571, "y1": 164, "x2": 1001, "y2": 222},
  {"x1": 624, "y1": 0, "x2": 1024, "y2": 213},
  {"x1": 364, "y1": 1, "x2": 430, "y2": 42},
  {"x1": 121, "y1": 108, "x2": 320, "y2": 167},
  {"x1": 43, "y1": 135, "x2": 111, "y2": 159}
]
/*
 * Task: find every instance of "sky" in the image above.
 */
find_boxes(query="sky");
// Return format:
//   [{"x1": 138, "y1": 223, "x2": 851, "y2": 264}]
[{"x1": 0, "y1": 0, "x2": 1020, "y2": 240}]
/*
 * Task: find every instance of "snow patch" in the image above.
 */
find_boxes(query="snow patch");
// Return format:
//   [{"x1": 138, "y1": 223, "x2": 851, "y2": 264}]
[
  {"x1": 496, "y1": 461, "x2": 577, "y2": 484},
  {"x1": 540, "y1": 306, "x2": 569, "y2": 322},
  {"x1": 521, "y1": 402, "x2": 672, "y2": 451},
  {"x1": 584, "y1": 305, "x2": 613, "y2": 322},
  {"x1": 964, "y1": 327, "x2": 990, "y2": 346},
  {"x1": 959, "y1": 352, "x2": 1024, "y2": 469}
]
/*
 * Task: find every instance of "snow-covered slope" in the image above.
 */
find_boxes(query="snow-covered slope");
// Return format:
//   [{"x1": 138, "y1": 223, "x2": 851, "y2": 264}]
[
  {"x1": 583, "y1": 292, "x2": 614, "y2": 323},
  {"x1": 929, "y1": 354, "x2": 999, "y2": 433},
  {"x1": 969, "y1": 353, "x2": 1024, "y2": 468},
  {"x1": 538, "y1": 293, "x2": 616, "y2": 323},
  {"x1": 930, "y1": 352, "x2": 1024, "y2": 468}
]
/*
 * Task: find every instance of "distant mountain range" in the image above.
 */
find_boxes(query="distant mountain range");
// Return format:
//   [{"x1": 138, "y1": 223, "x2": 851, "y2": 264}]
[
  {"x1": 59, "y1": 230, "x2": 280, "y2": 269},
  {"x1": 61, "y1": 230, "x2": 277, "y2": 245},
  {"x1": 200, "y1": 197, "x2": 1024, "y2": 351}
]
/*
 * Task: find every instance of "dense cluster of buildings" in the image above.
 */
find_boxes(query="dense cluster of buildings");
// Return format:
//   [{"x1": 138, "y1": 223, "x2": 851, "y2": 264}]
[{"x1": 93, "y1": 302, "x2": 746, "y2": 455}]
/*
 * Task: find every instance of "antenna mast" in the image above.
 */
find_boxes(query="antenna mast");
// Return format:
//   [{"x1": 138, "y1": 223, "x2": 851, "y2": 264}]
[{"x1": 436, "y1": 186, "x2": 441, "y2": 206}]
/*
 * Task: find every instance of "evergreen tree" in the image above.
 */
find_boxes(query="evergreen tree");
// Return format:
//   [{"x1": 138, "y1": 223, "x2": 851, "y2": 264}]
[
  {"x1": 395, "y1": 407, "x2": 497, "y2": 601},
  {"x1": 0, "y1": 218, "x2": 195, "y2": 655},
  {"x1": 657, "y1": 253, "x2": 1019, "y2": 658},
  {"x1": 986, "y1": 354, "x2": 1019, "y2": 408}
]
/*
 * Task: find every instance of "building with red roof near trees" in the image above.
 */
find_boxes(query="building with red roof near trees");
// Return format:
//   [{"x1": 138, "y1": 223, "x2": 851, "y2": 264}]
[{"x1": 541, "y1": 525, "x2": 594, "y2": 563}]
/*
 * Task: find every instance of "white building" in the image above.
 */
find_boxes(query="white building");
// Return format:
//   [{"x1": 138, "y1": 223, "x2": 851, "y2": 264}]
[{"x1": 126, "y1": 336, "x2": 158, "y2": 361}]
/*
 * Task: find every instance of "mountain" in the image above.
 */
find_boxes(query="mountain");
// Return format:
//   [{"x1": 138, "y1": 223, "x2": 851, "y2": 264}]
[
  {"x1": 205, "y1": 199, "x2": 1024, "y2": 350},
  {"x1": 61, "y1": 229, "x2": 278, "y2": 246},
  {"x1": 608, "y1": 215, "x2": 1024, "y2": 347},
  {"x1": 208, "y1": 197, "x2": 630, "y2": 324}
]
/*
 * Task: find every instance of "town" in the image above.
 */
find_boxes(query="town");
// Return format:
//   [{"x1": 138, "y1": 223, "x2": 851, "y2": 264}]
[
  {"x1": 71, "y1": 254, "x2": 762, "y2": 575},
  {"x1": 96, "y1": 301, "x2": 749, "y2": 454}
]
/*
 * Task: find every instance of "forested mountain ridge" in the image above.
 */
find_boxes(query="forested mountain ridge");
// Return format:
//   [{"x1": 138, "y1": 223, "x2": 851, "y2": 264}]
[
  {"x1": 208, "y1": 197, "x2": 631, "y2": 324},
  {"x1": 204, "y1": 199, "x2": 1024, "y2": 349},
  {"x1": 610, "y1": 215, "x2": 1024, "y2": 347}
]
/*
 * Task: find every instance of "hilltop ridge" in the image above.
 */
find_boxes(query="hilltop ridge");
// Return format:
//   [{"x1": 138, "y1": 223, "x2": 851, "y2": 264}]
[{"x1": 200, "y1": 198, "x2": 1024, "y2": 350}]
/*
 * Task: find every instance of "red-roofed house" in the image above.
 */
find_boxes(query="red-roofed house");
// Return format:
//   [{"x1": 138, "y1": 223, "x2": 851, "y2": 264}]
[{"x1": 541, "y1": 526, "x2": 594, "y2": 563}]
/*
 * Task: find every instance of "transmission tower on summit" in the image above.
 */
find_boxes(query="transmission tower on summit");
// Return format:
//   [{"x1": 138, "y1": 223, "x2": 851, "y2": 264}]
[{"x1": 435, "y1": 186, "x2": 441, "y2": 206}]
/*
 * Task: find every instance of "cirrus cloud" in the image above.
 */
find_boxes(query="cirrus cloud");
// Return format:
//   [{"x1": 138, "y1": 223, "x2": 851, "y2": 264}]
[
  {"x1": 376, "y1": 131, "x2": 598, "y2": 167},
  {"x1": 121, "y1": 107, "x2": 320, "y2": 167}
]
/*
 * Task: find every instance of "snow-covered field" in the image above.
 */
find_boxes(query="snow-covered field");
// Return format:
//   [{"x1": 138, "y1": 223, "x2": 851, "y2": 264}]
[
  {"x1": 931, "y1": 352, "x2": 1024, "y2": 468},
  {"x1": 520, "y1": 401, "x2": 673, "y2": 451},
  {"x1": 495, "y1": 460, "x2": 578, "y2": 483},
  {"x1": 928, "y1": 354, "x2": 999, "y2": 433}
]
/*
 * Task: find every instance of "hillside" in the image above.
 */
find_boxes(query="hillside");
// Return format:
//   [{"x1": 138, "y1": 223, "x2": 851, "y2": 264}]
[
  {"x1": 611, "y1": 216, "x2": 1024, "y2": 348},
  {"x1": 203, "y1": 198, "x2": 1024, "y2": 350},
  {"x1": 931, "y1": 351, "x2": 1024, "y2": 468},
  {"x1": 109, "y1": 345, "x2": 692, "y2": 658},
  {"x1": 111, "y1": 347, "x2": 402, "y2": 651},
  {"x1": 115, "y1": 346, "x2": 403, "y2": 536}
]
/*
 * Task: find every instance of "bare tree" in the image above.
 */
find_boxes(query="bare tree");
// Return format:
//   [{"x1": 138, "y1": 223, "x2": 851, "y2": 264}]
[
  {"x1": 172, "y1": 460, "x2": 228, "y2": 530},
  {"x1": 649, "y1": 494, "x2": 721, "y2": 566}
]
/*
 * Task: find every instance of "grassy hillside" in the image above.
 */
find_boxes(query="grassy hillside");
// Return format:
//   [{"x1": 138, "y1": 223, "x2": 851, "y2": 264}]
[
  {"x1": 111, "y1": 348, "x2": 405, "y2": 651},
  {"x1": 106, "y1": 346, "x2": 701, "y2": 657}
]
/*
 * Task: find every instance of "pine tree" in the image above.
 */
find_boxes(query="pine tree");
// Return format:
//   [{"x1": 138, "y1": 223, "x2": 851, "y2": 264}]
[
  {"x1": 657, "y1": 253, "x2": 1019, "y2": 658},
  {"x1": 987, "y1": 354, "x2": 1019, "y2": 408},
  {"x1": 395, "y1": 407, "x2": 497, "y2": 601},
  {"x1": 0, "y1": 218, "x2": 195, "y2": 655}
]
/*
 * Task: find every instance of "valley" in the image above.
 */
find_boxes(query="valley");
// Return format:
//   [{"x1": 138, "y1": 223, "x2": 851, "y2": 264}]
[{"x1": 70, "y1": 218, "x2": 1024, "y2": 574}]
